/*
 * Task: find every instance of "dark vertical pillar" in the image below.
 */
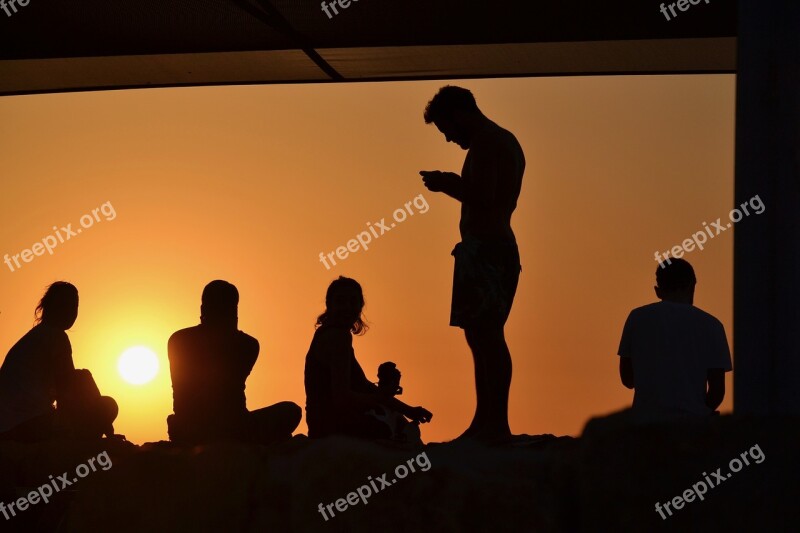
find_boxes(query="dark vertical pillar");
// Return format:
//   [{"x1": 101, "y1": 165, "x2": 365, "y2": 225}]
[{"x1": 734, "y1": 0, "x2": 800, "y2": 414}]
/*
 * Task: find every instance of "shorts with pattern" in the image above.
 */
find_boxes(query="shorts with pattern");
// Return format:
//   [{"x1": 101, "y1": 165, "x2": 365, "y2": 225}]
[{"x1": 449, "y1": 239, "x2": 521, "y2": 329}]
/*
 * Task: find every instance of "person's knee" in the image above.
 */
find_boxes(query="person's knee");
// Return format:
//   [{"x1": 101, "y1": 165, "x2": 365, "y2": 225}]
[
  {"x1": 465, "y1": 324, "x2": 504, "y2": 349},
  {"x1": 286, "y1": 402, "x2": 302, "y2": 428},
  {"x1": 99, "y1": 396, "x2": 119, "y2": 423},
  {"x1": 273, "y1": 401, "x2": 302, "y2": 430}
]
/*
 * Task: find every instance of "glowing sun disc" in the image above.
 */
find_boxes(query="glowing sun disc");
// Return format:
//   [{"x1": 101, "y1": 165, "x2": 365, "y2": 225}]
[{"x1": 118, "y1": 346, "x2": 159, "y2": 385}]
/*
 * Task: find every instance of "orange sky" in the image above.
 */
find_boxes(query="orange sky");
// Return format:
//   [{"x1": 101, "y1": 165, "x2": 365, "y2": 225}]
[{"x1": 0, "y1": 75, "x2": 736, "y2": 444}]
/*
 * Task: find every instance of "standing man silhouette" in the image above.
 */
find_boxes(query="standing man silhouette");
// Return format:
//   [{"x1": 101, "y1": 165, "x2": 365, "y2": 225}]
[{"x1": 421, "y1": 86, "x2": 525, "y2": 442}]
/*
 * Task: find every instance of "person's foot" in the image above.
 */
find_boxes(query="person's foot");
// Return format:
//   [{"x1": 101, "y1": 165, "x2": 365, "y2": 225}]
[
  {"x1": 453, "y1": 425, "x2": 482, "y2": 441},
  {"x1": 468, "y1": 427, "x2": 513, "y2": 446}
]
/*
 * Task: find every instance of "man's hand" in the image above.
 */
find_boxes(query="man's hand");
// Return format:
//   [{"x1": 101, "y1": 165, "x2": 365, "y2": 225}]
[
  {"x1": 405, "y1": 406, "x2": 433, "y2": 424},
  {"x1": 420, "y1": 170, "x2": 460, "y2": 193}
]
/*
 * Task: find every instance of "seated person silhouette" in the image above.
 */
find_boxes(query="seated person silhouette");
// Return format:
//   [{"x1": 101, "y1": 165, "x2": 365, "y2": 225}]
[
  {"x1": 167, "y1": 280, "x2": 301, "y2": 445},
  {"x1": 304, "y1": 276, "x2": 432, "y2": 440},
  {"x1": 0, "y1": 282, "x2": 118, "y2": 442},
  {"x1": 617, "y1": 259, "x2": 732, "y2": 422},
  {"x1": 366, "y1": 362, "x2": 422, "y2": 444}
]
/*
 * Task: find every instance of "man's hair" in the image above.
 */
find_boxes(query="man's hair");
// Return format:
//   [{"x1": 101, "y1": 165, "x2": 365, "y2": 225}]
[
  {"x1": 656, "y1": 259, "x2": 697, "y2": 291},
  {"x1": 424, "y1": 85, "x2": 479, "y2": 124},
  {"x1": 201, "y1": 280, "x2": 239, "y2": 321}
]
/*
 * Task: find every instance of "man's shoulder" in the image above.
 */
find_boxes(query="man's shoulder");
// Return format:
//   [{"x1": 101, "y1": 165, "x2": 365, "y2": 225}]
[
  {"x1": 627, "y1": 302, "x2": 662, "y2": 318},
  {"x1": 170, "y1": 325, "x2": 257, "y2": 344},
  {"x1": 168, "y1": 325, "x2": 202, "y2": 344},
  {"x1": 480, "y1": 121, "x2": 521, "y2": 150},
  {"x1": 686, "y1": 305, "x2": 725, "y2": 329},
  {"x1": 630, "y1": 302, "x2": 723, "y2": 325},
  {"x1": 235, "y1": 330, "x2": 259, "y2": 351}
]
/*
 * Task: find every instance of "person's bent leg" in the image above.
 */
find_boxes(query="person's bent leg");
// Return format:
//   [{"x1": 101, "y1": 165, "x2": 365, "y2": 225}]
[
  {"x1": 98, "y1": 396, "x2": 119, "y2": 437},
  {"x1": 247, "y1": 401, "x2": 302, "y2": 444},
  {"x1": 0, "y1": 410, "x2": 57, "y2": 442},
  {"x1": 68, "y1": 395, "x2": 119, "y2": 439},
  {"x1": 338, "y1": 413, "x2": 393, "y2": 440}
]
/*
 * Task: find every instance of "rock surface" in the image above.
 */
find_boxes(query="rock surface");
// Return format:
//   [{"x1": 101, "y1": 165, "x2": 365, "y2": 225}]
[{"x1": 0, "y1": 414, "x2": 796, "y2": 532}]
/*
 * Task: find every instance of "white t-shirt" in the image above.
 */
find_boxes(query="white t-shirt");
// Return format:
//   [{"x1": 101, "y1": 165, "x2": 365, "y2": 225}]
[{"x1": 618, "y1": 301, "x2": 732, "y2": 420}]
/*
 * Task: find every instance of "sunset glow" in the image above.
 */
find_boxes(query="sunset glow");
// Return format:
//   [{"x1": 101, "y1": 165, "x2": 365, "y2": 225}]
[{"x1": 118, "y1": 346, "x2": 159, "y2": 385}]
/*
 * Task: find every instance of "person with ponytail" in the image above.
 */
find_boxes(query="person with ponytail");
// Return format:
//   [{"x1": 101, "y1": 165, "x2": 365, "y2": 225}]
[
  {"x1": 0, "y1": 281, "x2": 118, "y2": 441},
  {"x1": 304, "y1": 276, "x2": 432, "y2": 439}
]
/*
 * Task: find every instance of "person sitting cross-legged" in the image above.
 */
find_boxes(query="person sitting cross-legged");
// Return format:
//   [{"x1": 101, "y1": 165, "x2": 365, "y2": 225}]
[
  {"x1": 167, "y1": 280, "x2": 301, "y2": 445},
  {"x1": 0, "y1": 281, "x2": 118, "y2": 442},
  {"x1": 304, "y1": 277, "x2": 432, "y2": 440}
]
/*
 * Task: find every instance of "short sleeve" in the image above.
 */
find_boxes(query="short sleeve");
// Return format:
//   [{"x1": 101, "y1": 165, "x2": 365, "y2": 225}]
[
  {"x1": 618, "y1": 312, "x2": 635, "y2": 358},
  {"x1": 708, "y1": 320, "x2": 733, "y2": 371}
]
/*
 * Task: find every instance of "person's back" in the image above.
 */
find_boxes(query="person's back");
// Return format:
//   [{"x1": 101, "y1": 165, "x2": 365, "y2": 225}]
[
  {"x1": 167, "y1": 280, "x2": 301, "y2": 445},
  {"x1": 620, "y1": 301, "x2": 729, "y2": 418},
  {"x1": 168, "y1": 324, "x2": 258, "y2": 426},
  {"x1": 0, "y1": 281, "x2": 118, "y2": 441},
  {"x1": 459, "y1": 120, "x2": 525, "y2": 244},
  {"x1": 0, "y1": 323, "x2": 73, "y2": 433},
  {"x1": 304, "y1": 324, "x2": 375, "y2": 437},
  {"x1": 618, "y1": 259, "x2": 732, "y2": 422}
]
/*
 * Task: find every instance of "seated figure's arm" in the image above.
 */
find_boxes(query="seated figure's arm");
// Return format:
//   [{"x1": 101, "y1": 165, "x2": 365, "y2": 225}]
[
  {"x1": 705, "y1": 369, "x2": 726, "y2": 410},
  {"x1": 240, "y1": 334, "x2": 259, "y2": 380},
  {"x1": 53, "y1": 333, "x2": 76, "y2": 403},
  {"x1": 617, "y1": 311, "x2": 636, "y2": 390},
  {"x1": 327, "y1": 331, "x2": 427, "y2": 421}
]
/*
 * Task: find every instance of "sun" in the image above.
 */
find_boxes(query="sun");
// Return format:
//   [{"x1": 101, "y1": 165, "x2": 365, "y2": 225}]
[{"x1": 118, "y1": 346, "x2": 159, "y2": 385}]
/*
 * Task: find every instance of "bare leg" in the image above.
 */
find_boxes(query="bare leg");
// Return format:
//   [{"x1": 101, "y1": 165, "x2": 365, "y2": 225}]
[
  {"x1": 247, "y1": 401, "x2": 302, "y2": 444},
  {"x1": 456, "y1": 327, "x2": 491, "y2": 439},
  {"x1": 464, "y1": 325, "x2": 512, "y2": 442}
]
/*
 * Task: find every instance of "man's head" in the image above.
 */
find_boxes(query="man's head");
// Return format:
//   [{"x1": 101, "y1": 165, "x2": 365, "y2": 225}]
[
  {"x1": 201, "y1": 280, "x2": 239, "y2": 327},
  {"x1": 655, "y1": 258, "x2": 696, "y2": 304},
  {"x1": 424, "y1": 86, "x2": 483, "y2": 149}
]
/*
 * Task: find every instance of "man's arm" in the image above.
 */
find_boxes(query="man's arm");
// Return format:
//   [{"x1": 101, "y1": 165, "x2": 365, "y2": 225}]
[
  {"x1": 705, "y1": 369, "x2": 725, "y2": 410},
  {"x1": 619, "y1": 357, "x2": 634, "y2": 389},
  {"x1": 705, "y1": 320, "x2": 731, "y2": 411},
  {"x1": 240, "y1": 334, "x2": 259, "y2": 379},
  {"x1": 420, "y1": 171, "x2": 463, "y2": 201}
]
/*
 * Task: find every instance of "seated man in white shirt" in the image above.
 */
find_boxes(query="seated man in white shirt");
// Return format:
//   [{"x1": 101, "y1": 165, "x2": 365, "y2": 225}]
[{"x1": 617, "y1": 259, "x2": 732, "y2": 422}]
